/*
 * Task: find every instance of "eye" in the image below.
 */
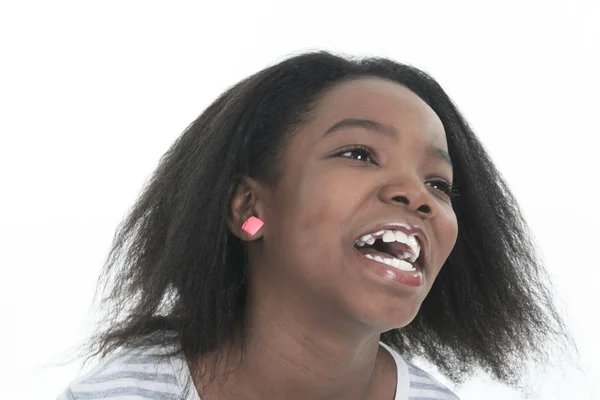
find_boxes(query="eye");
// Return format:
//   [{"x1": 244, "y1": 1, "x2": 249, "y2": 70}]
[
  {"x1": 337, "y1": 145, "x2": 377, "y2": 164},
  {"x1": 427, "y1": 179, "x2": 455, "y2": 197}
]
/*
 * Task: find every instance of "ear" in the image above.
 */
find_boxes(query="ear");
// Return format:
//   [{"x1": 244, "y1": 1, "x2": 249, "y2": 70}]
[{"x1": 228, "y1": 177, "x2": 265, "y2": 241}]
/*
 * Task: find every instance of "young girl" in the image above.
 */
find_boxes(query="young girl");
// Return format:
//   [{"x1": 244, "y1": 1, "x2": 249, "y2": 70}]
[{"x1": 56, "y1": 51, "x2": 573, "y2": 399}]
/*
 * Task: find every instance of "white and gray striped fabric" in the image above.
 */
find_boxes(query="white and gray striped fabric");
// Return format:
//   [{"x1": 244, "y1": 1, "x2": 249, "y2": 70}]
[{"x1": 56, "y1": 341, "x2": 459, "y2": 399}]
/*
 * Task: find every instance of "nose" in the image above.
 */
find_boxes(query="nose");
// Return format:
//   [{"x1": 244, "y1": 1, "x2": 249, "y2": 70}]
[{"x1": 377, "y1": 180, "x2": 436, "y2": 218}]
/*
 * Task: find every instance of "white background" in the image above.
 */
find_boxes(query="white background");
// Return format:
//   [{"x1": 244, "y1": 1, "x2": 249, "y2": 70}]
[{"x1": 1, "y1": 1, "x2": 598, "y2": 399}]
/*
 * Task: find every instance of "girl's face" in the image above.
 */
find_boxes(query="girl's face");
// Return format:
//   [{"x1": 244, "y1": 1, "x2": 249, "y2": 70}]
[{"x1": 249, "y1": 77, "x2": 458, "y2": 331}]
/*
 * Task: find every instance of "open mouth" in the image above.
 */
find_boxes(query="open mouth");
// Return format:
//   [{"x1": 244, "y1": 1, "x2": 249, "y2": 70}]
[{"x1": 353, "y1": 230, "x2": 424, "y2": 272}]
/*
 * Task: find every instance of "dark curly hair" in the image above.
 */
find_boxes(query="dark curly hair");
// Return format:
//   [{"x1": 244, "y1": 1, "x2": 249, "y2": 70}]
[{"x1": 65, "y1": 50, "x2": 575, "y2": 396}]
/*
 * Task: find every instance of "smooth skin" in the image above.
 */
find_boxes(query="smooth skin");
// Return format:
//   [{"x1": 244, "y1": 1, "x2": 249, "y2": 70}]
[{"x1": 194, "y1": 77, "x2": 459, "y2": 400}]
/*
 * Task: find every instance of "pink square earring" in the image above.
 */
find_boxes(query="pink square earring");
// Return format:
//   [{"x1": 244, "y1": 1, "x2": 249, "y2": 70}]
[{"x1": 241, "y1": 216, "x2": 264, "y2": 237}]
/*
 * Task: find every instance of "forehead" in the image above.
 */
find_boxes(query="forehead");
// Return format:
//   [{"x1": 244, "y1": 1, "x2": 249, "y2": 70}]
[{"x1": 313, "y1": 77, "x2": 445, "y2": 141}]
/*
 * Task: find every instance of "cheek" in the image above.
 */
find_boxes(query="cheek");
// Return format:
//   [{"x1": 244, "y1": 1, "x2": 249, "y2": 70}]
[
  {"x1": 270, "y1": 169, "x2": 366, "y2": 267},
  {"x1": 434, "y1": 205, "x2": 459, "y2": 266},
  {"x1": 294, "y1": 170, "x2": 365, "y2": 241}
]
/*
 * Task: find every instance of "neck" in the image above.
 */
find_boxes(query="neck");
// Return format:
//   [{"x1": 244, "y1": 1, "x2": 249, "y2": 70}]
[{"x1": 192, "y1": 275, "x2": 397, "y2": 400}]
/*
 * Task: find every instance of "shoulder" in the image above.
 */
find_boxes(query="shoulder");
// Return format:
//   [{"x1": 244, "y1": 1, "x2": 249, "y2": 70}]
[
  {"x1": 405, "y1": 361, "x2": 461, "y2": 400},
  {"x1": 55, "y1": 343, "x2": 185, "y2": 400},
  {"x1": 380, "y1": 341, "x2": 460, "y2": 400}
]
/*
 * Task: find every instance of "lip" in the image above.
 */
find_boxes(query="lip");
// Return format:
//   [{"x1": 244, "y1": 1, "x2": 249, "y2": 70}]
[
  {"x1": 353, "y1": 220, "x2": 430, "y2": 270},
  {"x1": 352, "y1": 246, "x2": 425, "y2": 289}
]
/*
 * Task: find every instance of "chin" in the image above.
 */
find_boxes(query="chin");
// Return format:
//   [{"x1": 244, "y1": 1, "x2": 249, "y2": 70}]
[{"x1": 352, "y1": 300, "x2": 423, "y2": 333}]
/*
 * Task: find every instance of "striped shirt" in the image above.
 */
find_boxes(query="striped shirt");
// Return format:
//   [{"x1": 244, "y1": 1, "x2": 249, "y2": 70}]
[{"x1": 56, "y1": 341, "x2": 459, "y2": 399}]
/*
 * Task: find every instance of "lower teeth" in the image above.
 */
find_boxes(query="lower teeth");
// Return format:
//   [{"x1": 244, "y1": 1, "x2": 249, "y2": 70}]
[{"x1": 364, "y1": 253, "x2": 416, "y2": 272}]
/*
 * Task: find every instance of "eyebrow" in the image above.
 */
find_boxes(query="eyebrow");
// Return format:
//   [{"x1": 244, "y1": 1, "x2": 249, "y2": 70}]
[{"x1": 322, "y1": 118, "x2": 453, "y2": 169}]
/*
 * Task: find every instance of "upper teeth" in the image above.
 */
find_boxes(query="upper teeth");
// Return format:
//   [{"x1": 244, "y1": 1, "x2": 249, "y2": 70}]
[{"x1": 354, "y1": 229, "x2": 420, "y2": 263}]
